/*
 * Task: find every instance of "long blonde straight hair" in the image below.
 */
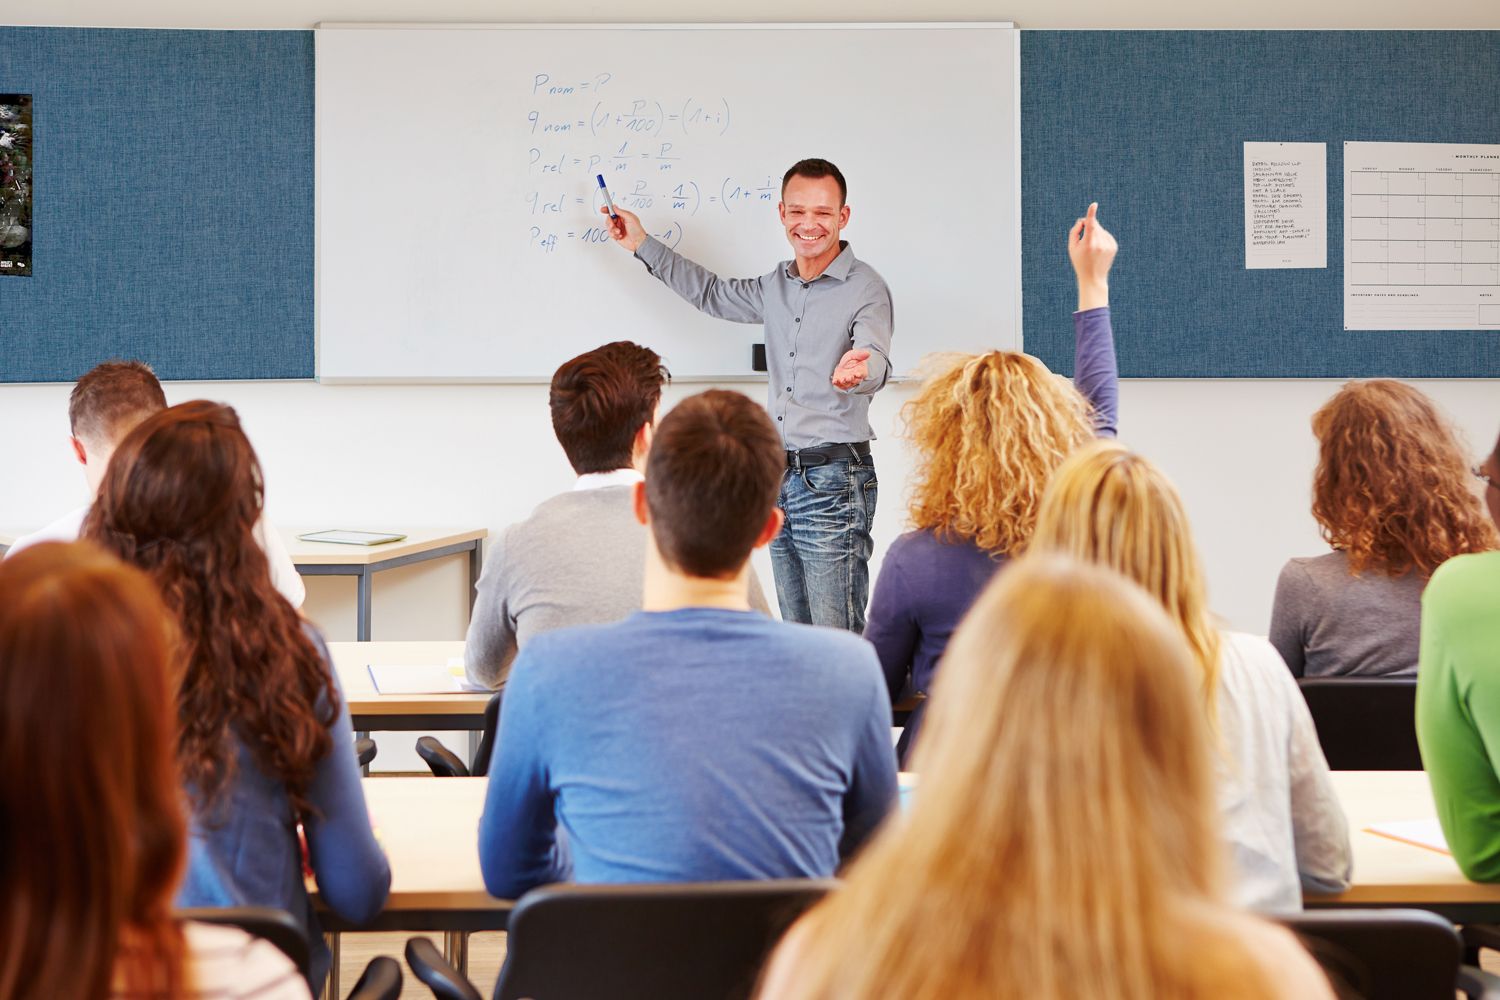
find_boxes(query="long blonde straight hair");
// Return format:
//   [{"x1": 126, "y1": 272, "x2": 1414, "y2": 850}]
[
  {"x1": 1031, "y1": 440, "x2": 1223, "y2": 718},
  {"x1": 760, "y1": 556, "x2": 1276, "y2": 1000}
]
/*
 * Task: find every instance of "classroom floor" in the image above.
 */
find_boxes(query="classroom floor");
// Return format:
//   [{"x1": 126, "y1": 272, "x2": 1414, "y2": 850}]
[{"x1": 341, "y1": 931, "x2": 506, "y2": 1000}]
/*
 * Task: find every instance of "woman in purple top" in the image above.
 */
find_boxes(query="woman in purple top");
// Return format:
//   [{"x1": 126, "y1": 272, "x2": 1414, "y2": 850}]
[{"x1": 865, "y1": 204, "x2": 1121, "y2": 764}]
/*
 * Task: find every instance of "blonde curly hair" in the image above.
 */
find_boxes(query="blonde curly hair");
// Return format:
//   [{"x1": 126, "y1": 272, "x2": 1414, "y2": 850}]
[{"x1": 904, "y1": 351, "x2": 1096, "y2": 556}]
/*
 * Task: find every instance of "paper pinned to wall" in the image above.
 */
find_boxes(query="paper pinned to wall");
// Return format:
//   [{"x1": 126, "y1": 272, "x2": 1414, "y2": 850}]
[
  {"x1": 1244, "y1": 141, "x2": 1327, "y2": 269},
  {"x1": 1344, "y1": 140, "x2": 1500, "y2": 331}
]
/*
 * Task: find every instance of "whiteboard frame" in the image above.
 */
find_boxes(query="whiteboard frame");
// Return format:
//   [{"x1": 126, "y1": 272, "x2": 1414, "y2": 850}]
[{"x1": 314, "y1": 21, "x2": 1022, "y2": 384}]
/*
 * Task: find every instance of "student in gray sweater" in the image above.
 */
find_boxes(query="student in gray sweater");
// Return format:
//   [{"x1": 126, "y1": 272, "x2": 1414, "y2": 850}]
[
  {"x1": 1270, "y1": 380, "x2": 1498, "y2": 677},
  {"x1": 465, "y1": 342, "x2": 768, "y2": 689}
]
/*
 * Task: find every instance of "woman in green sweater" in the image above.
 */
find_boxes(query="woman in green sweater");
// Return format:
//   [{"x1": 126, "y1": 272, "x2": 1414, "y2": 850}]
[{"x1": 1416, "y1": 431, "x2": 1500, "y2": 879}]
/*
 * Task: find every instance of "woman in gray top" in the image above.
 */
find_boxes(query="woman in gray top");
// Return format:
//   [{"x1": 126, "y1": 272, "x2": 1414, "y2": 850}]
[{"x1": 1270, "y1": 380, "x2": 1498, "y2": 677}]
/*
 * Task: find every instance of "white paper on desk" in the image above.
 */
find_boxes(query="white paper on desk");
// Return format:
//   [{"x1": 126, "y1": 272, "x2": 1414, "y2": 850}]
[
  {"x1": 1367, "y1": 818, "x2": 1451, "y2": 855},
  {"x1": 367, "y1": 663, "x2": 465, "y2": 695},
  {"x1": 1244, "y1": 142, "x2": 1327, "y2": 269}
]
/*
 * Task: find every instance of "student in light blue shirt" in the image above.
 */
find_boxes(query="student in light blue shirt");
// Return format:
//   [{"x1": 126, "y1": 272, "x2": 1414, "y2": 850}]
[{"x1": 478, "y1": 389, "x2": 898, "y2": 899}]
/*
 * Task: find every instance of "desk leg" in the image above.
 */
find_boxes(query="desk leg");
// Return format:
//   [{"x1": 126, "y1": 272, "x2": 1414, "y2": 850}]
[
  {"x1": 443, "y1": 930, "x2": 470, "y2": 978},
  {"x1": 356, "y1": 568, "x2": 373, "y2": 642},
  {"x1": 468, "y1": 541, "x2": 484, "y2": 619},
  {"x1": 355, "y1": 729, "x2": 370, "y2": 778},
  {"x1": 324, "y1": 931, "x2": 341, "y2": 1000},
  {"x1": 468, "y1": 729, "x2": 482, "y2": 770}
]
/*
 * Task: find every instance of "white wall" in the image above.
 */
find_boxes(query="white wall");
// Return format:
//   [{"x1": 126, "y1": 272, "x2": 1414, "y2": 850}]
[{"x1": 4, "y1": 0, "x2": 1499, "y2": 645}]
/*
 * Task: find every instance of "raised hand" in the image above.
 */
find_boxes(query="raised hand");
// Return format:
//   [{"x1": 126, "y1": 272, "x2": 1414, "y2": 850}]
[
  {"x1": 1067, "y1": 202, "x2": 1118, "y2": 312},
  {"x1": 600, "y1": 205, "x2": 647, "y2": 253},
  {"x1": 831, "y1": 348, "x2": 870, "y2": 390}
]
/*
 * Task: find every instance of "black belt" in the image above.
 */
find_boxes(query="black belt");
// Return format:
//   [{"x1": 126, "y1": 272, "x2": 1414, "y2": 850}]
[{"x1": 786, "y1": 441, "x2": 870, "y2": 469}]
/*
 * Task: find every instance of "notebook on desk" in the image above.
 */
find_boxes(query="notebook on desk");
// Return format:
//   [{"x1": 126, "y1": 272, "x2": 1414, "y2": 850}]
[{"x1": 367, "y1": 659, "x2": 485, "y2": 694}]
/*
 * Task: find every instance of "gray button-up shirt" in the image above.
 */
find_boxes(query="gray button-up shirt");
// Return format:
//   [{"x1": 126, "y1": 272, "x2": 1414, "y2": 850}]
[{"x1": 634, "y1": 236, "x2": 894, "y2": 450}]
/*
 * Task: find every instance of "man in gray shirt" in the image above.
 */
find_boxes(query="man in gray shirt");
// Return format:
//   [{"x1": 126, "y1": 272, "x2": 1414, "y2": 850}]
[
  {"x1": 465, "y1": 340, "x2": 769, "y2": 689},
  {"x1": 603, "y1": 158, "x2": 894, "y2": 632}
]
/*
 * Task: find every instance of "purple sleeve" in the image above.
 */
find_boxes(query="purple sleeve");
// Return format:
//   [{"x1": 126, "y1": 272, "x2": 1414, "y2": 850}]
[
  {"x1": 863, "y1": 543, "x2": 920, "y2": 702},
  {"x1": 1073, "y1": 306, "x2": 1118, "y2": 438}
]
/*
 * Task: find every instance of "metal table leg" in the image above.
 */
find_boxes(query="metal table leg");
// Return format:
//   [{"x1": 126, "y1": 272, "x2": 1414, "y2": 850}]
[
  {"x1": 324, "y1": 931, "x2": 341, "y2": 999},
  {"x1": 443, "y1": 930, "x2": 471, "y2": 978},
  {"x1": 356, "y1": 567, "x2": 373, "y2": 642}
]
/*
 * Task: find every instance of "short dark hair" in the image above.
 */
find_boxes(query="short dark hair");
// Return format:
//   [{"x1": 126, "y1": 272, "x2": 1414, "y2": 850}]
[
  {"x1": 68, "y1": 360, "x2": 168, "y2": 444},
  {"x1": 645, "y1": 390, "x2": 785, "y2": 578},
  {"x1": 549, "y1": 342, "x2": 670, "y2": 475},
  {"x1": 781, "y1": 158, "x2": 847, "y2": 204}
]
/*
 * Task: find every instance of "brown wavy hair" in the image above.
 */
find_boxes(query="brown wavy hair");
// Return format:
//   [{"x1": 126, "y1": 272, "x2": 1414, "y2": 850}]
[
  {"x1": 0, "y1": 541, "x2": 187, "y2": 999},
  {"x1": 904, "y1": 351, "x2": 1095, "y2": 556},
  {"x1": 1310, "y1": 380, "x2": 1498, "y2": 576},
  {"x1": 83, "y1": 400, "x2": 338, "y2": 820}
]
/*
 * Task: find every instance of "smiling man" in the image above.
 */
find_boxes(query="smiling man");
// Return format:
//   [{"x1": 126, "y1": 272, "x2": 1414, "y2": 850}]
[{"x1": 603, "y1": 158, "x2": 893, "y2": 632}]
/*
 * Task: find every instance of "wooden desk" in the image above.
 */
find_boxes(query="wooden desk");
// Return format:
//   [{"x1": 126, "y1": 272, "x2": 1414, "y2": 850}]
[
  {"x1": 329, "y1": 640, "x2": 491, "y2": 733},
  {"x1": 286, "y1": 527, "x2": 487, "y2": 641},
  {"x1": 1317, "y1": 770, "x2": 1500, "y2": 921},
  {"x1": 317, "y1": 777, "x2": 507, "y2": 933}
]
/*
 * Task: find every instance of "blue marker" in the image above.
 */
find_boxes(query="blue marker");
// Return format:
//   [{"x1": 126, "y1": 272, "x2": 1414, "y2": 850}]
[{"x1": 597, "y1": 174, "x2": 619, "y2": 219}]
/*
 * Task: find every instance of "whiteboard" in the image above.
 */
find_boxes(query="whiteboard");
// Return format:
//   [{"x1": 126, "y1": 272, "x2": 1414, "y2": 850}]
[{"x1": 316, "y1": 23, "x2": 1019, "y2": 382}]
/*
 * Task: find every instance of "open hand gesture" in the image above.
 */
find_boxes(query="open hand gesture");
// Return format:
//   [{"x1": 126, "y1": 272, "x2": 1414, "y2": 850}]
[{"x1": 832, "y1": 348, "x2": 870, "y2": 390}]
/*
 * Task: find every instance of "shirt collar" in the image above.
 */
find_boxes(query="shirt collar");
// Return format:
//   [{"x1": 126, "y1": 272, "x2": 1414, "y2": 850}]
[
  {"x1": 783, "y1": 241, "x2": 854, "y2": 283},
  {"x1": 573, "y1": 468, "x2": 645, "y2": 492}
]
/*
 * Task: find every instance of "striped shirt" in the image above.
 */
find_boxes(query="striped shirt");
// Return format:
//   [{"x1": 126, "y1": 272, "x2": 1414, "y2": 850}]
[{"x1": 111, "y1": 922, "x2": 309, "y2": 999}]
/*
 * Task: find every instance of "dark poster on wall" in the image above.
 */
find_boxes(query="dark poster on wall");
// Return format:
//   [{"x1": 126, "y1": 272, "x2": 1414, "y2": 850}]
[{"x1": 0, "y1": 94, "x2": 32, "y2": 276}]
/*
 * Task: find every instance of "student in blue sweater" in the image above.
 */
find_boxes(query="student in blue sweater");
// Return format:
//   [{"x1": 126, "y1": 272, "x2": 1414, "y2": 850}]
[
  {"x1": 85, "y1": 400, "x2": 390, "y2": 991},
  {"x1": 478, "y1": 389, "x2": 898, "y2": 899}
]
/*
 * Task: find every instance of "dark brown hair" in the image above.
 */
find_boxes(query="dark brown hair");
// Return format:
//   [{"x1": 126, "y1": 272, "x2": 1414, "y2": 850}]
[
  {"x1": 782, "y1": 158, "x2": 847, "y2": 204},
  {"x1": 645, "y1": 389, "x2": 784, "y2": 578},
  {"x1": 0, "y1": 541, "x2": 187, "y2": 999},
  {"x1": 1311, "y1": 380, "x2": 1498, "y2": 576},
  {"x1": 83, "y1": 400, "x2": 338, "y2": 821},
  {"x1": 68, "y1": 359, "x2": 168, "y2": 444},
  {"x1": 550, "y1": 341, "x2": 670, "y2": 474}
]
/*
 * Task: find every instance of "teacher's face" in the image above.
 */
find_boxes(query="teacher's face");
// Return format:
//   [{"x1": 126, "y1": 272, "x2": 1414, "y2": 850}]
[{"x1": 779, "y1": 175, "x2": 849, "y2": 264}]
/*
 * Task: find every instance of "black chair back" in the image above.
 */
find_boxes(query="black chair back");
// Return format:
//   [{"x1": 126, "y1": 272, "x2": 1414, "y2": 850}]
[
  {"x1": 494, "y1": 879, "x2": 834, "y2": 1000},
  {"x1": 354, "y1": 737, "x2": 378, "y2": 768},
  {"x1": 347, "y1": 955, "x2": 404, "y2": 1000},
  {"x1": 471, "y1": 692, "x2": 503, "y2": 778},
  {"x1": 416, "y1": 735, "x2": 470, "y2": 778},
  {"x1": 1280, "y1": 908, "x2": 1466, "y2": 1000},
  {"x1": 176, "y1": 906, "x2": 310, "y2": 981},
  {"x1": 1297, "y1": 678, "x2": 1421, "y2": 770}
]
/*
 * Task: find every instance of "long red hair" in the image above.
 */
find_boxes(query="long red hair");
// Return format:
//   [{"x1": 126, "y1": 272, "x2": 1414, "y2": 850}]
[
  {"x1": 1311, "y1": 380, "x2": 1497, "y2": 575},
  {"x1": 0, "y1": 541, "x2": 186, "y2": 1000},
  {"x1": 83, "y1": 400, "x2": 337, "y2": 820}
]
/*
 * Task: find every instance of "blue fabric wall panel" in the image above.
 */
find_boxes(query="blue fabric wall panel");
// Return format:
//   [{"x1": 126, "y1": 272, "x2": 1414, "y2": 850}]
[
  {"x1": 1022, "y1": 31, "x2": 1500, "y2": 378},
  {"x1": 0, "y1": 28, "x2": 313, "y2": 382}
]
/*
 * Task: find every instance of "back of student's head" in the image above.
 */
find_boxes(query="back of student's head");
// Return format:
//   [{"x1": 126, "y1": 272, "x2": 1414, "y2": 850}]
[
  {"x1": 82, "y1": 400, "x2": 336, "y2": 821},
  {"x1": 1311, "y1": 379, "x2": 1497, "y2": 575},
  {"x1": 645, "y1": 389, "x2": 783, "y2": 578},
  {"x1": 69, "y1": 359, "x2": 168, "y2": 446},
  {"x1": 904, "y1": 350, "x2": 1094, "y2": 556},
  {"x1": 549, "y1": 341, "x2": 670, "y2": 474},
  {"x1": 766, "y1": 555, "x2": 1277, "y2": 1000},
  {"x1": 1030, "y1": 440, "x2": 1222, "y2": 715},
  {"x1": 0, "y1": 541, "x2": 187, "y2": 999}
]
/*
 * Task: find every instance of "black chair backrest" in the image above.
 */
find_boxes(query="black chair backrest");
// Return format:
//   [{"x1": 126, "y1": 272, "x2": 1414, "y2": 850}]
[
  {"x1": 1297, "y1": 678, "x2": 1422, "y2": 770},
  {"x1": 471, "y1": 692, "x2": 503, "y2": 778},
  {"x1": 406, "y1": 937, "x2": 485, "y2": 1000},
  {"x1": 347, "y1": 955, "x2": 404, "y2": 1000},
  {"x1": 494, "y1": 879, "x2": 834, "y2": 1000},
  {"x1": 416, "y1": 735, "x2": 470, "y2": 778},
  {"x1": 175, "y1": 906, "x2": 310, "y2": 981},
  {"x1": 354, "y1": 737, "x2": 378, "y2": 768},
  {"x1": 1280, "y1": 908, "x2": 1461, "y2": 1000}
]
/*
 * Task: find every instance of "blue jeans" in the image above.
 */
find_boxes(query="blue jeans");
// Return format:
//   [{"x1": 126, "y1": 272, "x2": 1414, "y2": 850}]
[{"x1": 770, "y1": 453, "x2": 877, "y2": 632}]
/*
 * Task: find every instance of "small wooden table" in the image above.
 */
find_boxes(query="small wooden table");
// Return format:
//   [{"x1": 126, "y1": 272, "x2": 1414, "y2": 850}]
[
  {"x1": 1316, "y1": 770, "x2": 1500, "y2": 922},
  {"x1": 329, "y1": 640, "x2": 491, "y2": 733},
  {"x1": 286, "y1": 527, "x2": 487, "y2": 641}
]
